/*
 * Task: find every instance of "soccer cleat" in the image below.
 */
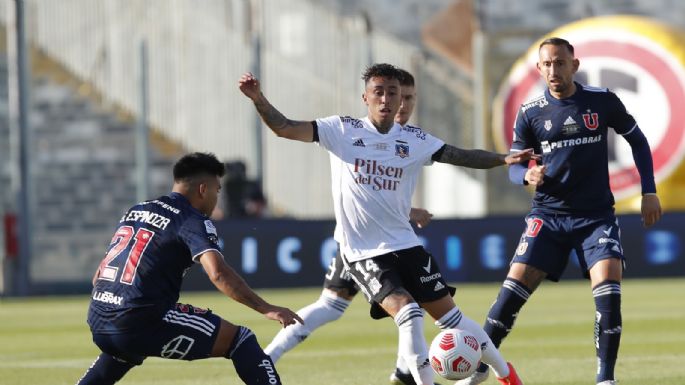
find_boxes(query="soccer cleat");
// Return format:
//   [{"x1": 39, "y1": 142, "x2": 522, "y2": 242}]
[
  {"x1": 496, "y1": 362, "x2": 522, "y2": 385},
  {"x1": 596, "y1": 381, "x2": 618, "y2": 385},
  {"x1": 454, "y1": 369, "x2": 489, "y2": 385},
  {"x1": 388, "y1": 369, "x2": 441, "y2": 385}
]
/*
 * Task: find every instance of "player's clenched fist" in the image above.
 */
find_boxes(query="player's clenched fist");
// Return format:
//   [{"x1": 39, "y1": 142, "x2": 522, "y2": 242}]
[
  {"x1": 524, "y1": 164, "x2": 547, "y2": 186},
  {"x1": 238, "y1": 72, "x2": 261, "y2": 100}
]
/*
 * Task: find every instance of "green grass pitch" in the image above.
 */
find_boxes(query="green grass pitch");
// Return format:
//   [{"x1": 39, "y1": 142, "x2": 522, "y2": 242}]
[{"x1": 1, "y1": 278, "x2": 683, "y2": 384}]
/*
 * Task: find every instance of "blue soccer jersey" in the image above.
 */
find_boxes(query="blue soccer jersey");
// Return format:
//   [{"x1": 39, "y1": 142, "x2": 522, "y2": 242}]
[
  {"x1": 88, "y1": 192, "x2": 221, "y2": 334},
  {"x1": 511, "y1": 83, "x2": 638, "y2": 214}
]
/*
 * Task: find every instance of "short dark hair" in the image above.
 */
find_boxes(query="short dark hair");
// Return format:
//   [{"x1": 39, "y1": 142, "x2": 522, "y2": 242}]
[
  {"x1": 397, "y1": 68, "x2": 415, "y2": 87},
  {"x1": 173, "y1": 152, "x2": 225, "y2": 182},
  {"x1": 539, "y1": 37, "x2": 574, "y2": 55},
  {"x1": 361, "y1": 63, "x2": 402, "y2": 84}
]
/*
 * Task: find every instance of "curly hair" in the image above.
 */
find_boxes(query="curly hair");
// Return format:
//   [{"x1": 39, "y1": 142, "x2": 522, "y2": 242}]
[{"x1": 361, "y1": 63, "x2": 402, "y2": 85}]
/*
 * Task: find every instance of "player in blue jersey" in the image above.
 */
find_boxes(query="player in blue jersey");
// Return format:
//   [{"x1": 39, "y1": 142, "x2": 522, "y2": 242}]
[
  {"x1": 458, "y1": 38, "x2": 662, "y2": 385},
  {"x1": 76, "y1": 152, "x2": 303, "y2": 385},
  {"x1": 263, "y1": 69, "x2": 440, "y2": 385}
]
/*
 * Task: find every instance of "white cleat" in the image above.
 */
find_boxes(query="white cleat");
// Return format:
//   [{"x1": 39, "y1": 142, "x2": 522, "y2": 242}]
[
  {"x1": 597, "y1": 381, "x2": 617, "y2": 385},
  {"x1": 454, "y1": 370, "x2": 489, "y2": 385}
]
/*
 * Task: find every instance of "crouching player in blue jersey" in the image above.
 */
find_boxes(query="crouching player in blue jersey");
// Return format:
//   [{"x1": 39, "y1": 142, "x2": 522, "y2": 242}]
[
  {"x1": 76, "y1": 152, "x2": 303, "y2": 385},
  {"x1": 458, "y1": 38, "x2": 662, "y2": 385}
]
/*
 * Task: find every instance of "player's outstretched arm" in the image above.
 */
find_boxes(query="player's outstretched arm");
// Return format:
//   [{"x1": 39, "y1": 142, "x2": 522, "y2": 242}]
[
  {"x1": 409, "y1": 207, "x2": 432, "y2": 228},
  {"x1": 198, "y1": 250, "x2": 304, "y2": 327},
  {"x1": 434, "y1": 145, "x2": 536, "y2": 169},
  {"x1": 238, "y1": 72, "x2": 314, "y2": 142}
]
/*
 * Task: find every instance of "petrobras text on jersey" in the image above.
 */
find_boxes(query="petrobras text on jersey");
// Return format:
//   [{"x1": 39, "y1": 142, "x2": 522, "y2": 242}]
[
  {"x1": 541, "y1": 134, "x2": 602, "y2": 153},
  {"x1": 92, "y1": 290, "x2": 123, "y2": 305},
  {"x1": 121, "y1": 210, "x2": 171, "y2": 230}
]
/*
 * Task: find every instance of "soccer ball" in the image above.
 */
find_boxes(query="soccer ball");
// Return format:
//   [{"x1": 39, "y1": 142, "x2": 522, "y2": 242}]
[{"x1": 428, "y1": 328, "x2": 482, "y2": 380}]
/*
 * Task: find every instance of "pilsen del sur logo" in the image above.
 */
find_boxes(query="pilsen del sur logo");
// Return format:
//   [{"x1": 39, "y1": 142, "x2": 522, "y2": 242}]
[{"x1": 492, "y1": 16, "x2": 685, "y2": 203}]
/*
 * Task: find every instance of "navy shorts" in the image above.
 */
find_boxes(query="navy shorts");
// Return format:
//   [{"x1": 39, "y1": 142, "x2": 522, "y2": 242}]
[
  {"x1": 512, "y1": 211, "x2": 625, "y2": 281},
  {"x1": 322, "y1": 250, "x2": 359, "y2": 295},
  {"x1": 92, "y1": 303, "x2": 222, "y2": 365}
]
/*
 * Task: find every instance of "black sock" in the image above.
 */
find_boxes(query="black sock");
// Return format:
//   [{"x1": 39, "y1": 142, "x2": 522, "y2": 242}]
[
  {"x1": 76, "y1": 353, "x2": 134, "y2": 385},
  {"x1": 477, "y1": 278, "x2": 532, "y2": 373},
  {"x1": 226, "y1": 326, "x2": 282, "y2": 385},
  {"x1": 593, "y1": 280, "x2": 622, "y2": 383}
]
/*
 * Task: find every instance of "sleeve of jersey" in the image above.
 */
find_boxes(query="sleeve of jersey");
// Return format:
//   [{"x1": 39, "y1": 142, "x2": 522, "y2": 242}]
[
  {"x1": 607, "y1": 92, "x2": 656, "y2": 194},
  {"x1": 423, "y1": 132, "x2": 445, "y2": 165},
  {"x1": 508, "y1": 108, "x2": 531, "y2": 185},
  {"x1": 607, "y1": 92, "x2": 638, "y2": 135},
  {"x1": 623, "y1": 126, "x2": 657, "y2": 194},
  {"x1": 315, "y1": 115, "x2": 344, "y2": 154},
  {"x1": 179, "y1": 218, "x2": 223, "y2": 263}
]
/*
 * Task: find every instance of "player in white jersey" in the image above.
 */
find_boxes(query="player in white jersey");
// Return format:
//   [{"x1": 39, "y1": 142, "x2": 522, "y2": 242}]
[
  {"x1": 263, "y1": 70, "x2": 438, "y2": 385},
  {"x1": 239, "y1": 63, "x2": 535, "y2": 385}
]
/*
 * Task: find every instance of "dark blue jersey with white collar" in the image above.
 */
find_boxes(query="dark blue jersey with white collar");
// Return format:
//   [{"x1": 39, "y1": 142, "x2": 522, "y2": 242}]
[
  {"x1": 88, "y1": 192, "x2": 222, "y2": 334},
  {"x1": 510, "y1": 82, "x2": 655, "y2": 214}
]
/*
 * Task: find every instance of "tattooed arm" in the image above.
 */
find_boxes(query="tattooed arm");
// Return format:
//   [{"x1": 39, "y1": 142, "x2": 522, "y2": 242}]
[
  {"x1": 433, "y1": 145, "x2": 536, "y2": 169},
  {"x1": 238, "y1": 72, "x2": 314, "y2": 142}
]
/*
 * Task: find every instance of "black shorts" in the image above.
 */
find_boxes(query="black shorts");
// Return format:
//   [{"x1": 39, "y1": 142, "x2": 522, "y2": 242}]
[
  {"x1": 322, "y1": 250, "x2": 359, "y2": 295},
  {"x1": 91, "y1": 303, "x2": 221, "y2": 365},
  {"x1": 346, "y1": 246, "x2": 451, "y2": 312}
]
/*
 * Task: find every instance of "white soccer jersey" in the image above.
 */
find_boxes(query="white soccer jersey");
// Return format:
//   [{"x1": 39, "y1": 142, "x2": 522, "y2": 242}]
[{"x1": 316, "y1": 115, "x2": 445, "y2": 262}]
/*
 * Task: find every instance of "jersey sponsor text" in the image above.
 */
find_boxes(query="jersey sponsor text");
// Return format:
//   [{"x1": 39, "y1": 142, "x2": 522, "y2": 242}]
[
  {"x1": 541, "y1": 134, "x2": 602, "y2": 153},
  {"x1": 92, "y1": 290, "x2": 124, "y2": 305},
  {"x1": 354, "y1": 158, "x2": 404, "y2": 191}
]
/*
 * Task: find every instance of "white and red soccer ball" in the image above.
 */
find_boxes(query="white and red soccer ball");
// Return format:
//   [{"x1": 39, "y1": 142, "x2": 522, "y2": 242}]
[{"x1": 428, "y1": 328, "x2": 482, "y2": 380}]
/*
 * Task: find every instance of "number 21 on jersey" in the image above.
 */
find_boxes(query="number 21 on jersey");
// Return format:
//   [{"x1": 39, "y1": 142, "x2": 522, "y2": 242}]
[{"x1": 97, "y1": 226, "x2": 155, "y2": 285}]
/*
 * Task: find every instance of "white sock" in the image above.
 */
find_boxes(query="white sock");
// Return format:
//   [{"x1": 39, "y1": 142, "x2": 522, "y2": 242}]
[
  {"x1": 264, "y1": 291, "x2": 350, "y2": 362},
  {"x1": 395, "y1": 303, "x2": 433, "y2": 385},
  {"x1": 396, "y1": 309, "x2": 426, "y2": 374},
  {"x1": 434, "y1": 307, "x2": 509, "y2": 378}
]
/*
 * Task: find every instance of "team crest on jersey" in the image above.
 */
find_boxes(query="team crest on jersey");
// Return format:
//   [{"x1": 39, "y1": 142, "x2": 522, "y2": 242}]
[
  {"x1": 582, "y1": 111, "x2": 599, "y2": 130},
  {"x1": 204, "y1": 220, "x2": 219, "y2": 244},
  {"x1": 204, "y1": 220, "x2": 217, "y2": 236},
  {"x1": 544, "y1": 120, "x2": 552, "y2": 131},
  {"x1": 395, "y1": 143, "x2": 409, "y2": 158}
]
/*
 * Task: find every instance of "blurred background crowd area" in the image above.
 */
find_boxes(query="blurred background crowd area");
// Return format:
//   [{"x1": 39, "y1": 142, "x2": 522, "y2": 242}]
[{"x1": 1, "y1": 0, "x2": 685, "y2": 294}]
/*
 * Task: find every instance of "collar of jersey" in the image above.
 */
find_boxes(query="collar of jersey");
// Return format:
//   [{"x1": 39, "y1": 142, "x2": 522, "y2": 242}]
[
  {"x1": 168, "y1": 192, "x2": 206, "y2": 217},
  {"x1": 362, "y1": 116, "x2": 401, "y2": 136},
  {"x1": 544, "y1": 81, "x2": 583, "y2": 106}
]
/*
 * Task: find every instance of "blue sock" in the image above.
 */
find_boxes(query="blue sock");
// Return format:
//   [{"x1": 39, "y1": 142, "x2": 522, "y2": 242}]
[
  {"x1": 226, "y1": 326, "x2": 282, "y2": 385},
  {"x1": 76, "y1": 353, "x2": 134, "y2": 385},
  {"x1": 593, "y1": 280, "x2": 622, "y2": 383},
  {"x1": 477, "y1": 278, "x2": 531, "y2": 373}
]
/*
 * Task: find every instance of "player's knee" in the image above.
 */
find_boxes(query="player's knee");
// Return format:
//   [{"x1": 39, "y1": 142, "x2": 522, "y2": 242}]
[
  {"x1": 223, "y1": 326, "x2": 257, "y2": 359},
  {"x1": 323, "y1": 287, "x2": 354, "y2": 301},
  {"x1": 76, "y1": 353, "x2": 135, "y2": 385}
]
